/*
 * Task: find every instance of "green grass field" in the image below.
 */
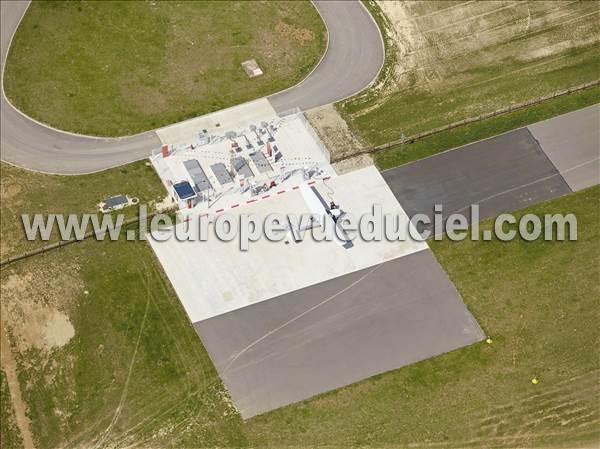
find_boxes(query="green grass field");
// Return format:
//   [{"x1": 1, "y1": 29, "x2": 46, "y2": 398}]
[
  {"x1": 1, "y1": 238, "x2": 245, "y2": 449},
  {"x1": 244, "y1": 186, "x2": 600, "y2": 448},
  {"x1": 374, "y1": 86, "x2": 600, "y2": 170},
  {"x1": 0, "y1": 161, "x2": 165, "y2": 259},
  {"x1": 4, "y1": 1, "x2": 326, "y2": 136},
  {"x1": 1, "y1": 159, "x2": 598, "y2": 448},
  {"x1": 2, "y1": 2, "x2": 598, "y2": 447},
  {"x1": 339, "y1": 0, "x2": 599, "y2": 148}
]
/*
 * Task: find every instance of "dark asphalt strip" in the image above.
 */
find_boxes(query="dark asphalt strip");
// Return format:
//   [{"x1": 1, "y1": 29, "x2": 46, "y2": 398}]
[
  {"x1": 382, "y1": 127, "x2": 572, "y2": 235},
  {"x1": 194, "y1": 249, "x2": 483, "y2": 418}
]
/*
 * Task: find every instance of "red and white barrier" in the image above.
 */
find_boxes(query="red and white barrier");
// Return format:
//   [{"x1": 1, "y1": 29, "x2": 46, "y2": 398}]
[{"x1": 210, "y1": 176, "x2": 332, "y2": 213}]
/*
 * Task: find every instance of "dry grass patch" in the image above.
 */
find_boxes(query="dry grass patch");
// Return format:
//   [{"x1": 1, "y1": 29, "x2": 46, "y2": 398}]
[
  {"x1": 305, "y1": 104, "x2": 366, "y2": 161},
  {"x1": 1, "y1": 262, "x2": 81, "y2": 355},
  {"x1": 340, "y1": 0, "x2": 599, "y2": 145},
  {"x1": 275, "y1": 21, "x2": 316, "y2": 44}
]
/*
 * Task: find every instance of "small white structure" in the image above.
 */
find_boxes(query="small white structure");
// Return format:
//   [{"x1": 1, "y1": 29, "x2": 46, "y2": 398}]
[
  {"x1": 98, "y1": 194, "x2": 139, "y2": 213},
  {"x1": 241, "y1": 59, "x2": 263, "y2": 78}
]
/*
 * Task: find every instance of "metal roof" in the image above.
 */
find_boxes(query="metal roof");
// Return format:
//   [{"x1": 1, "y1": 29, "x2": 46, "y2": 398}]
[
  {"x1": 211, "y1": 163, "x2": 233, "y2": 185},
  {"x1": 173, "y1": 181, "x2": 196, "y2": 200},
  {"x1": 104, "y1": 195, "x2": 128, "y2": 208},
  {"x1": 184, "y1": 159, "x2": 212, "y2": 193},
  {"x1": 232, "y1": 156, "x2": 254, "y2": 178}
]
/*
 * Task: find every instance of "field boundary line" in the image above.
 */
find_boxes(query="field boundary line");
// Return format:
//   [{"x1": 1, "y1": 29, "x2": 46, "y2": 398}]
[
  {"x1": 333, "y1": 80, "x2": 600, "y2": 163},
  {"x1": 0, "y1": 210, "x2": 174, "y2": 268}
]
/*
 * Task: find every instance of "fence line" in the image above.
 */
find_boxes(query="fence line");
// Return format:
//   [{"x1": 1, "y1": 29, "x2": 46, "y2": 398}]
[
  {"x1": 333, "y1": 80, "x2": 600, "y2": 162},
  {"x1": 0, "y1": 211, "x2": 173, "y2": 267}
]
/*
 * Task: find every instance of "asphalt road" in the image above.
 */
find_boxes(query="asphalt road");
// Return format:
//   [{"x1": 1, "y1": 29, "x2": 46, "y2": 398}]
[
  {"x1": 0, "y1": 1, "x2": 383, "y2": 174},
  {"x1": 268, "y1": 1, "x2": 383, "y2": 113}
]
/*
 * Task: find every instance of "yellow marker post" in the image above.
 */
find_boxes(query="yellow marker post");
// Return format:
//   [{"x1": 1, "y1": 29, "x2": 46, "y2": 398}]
[
  {"x1": 531, "y1": 377, "x2": 539, "y2": 385},
  {"x1": 485, "y1": 337, "x2": 493, "y2": 344}
]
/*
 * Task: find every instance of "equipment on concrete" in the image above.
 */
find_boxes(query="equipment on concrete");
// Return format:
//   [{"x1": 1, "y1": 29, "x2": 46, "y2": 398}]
[
  {"x1": 211, "y1": 163, "x2": 234, "y2": 185},
  {"x1": 232, "y1": 156, "x2": 254, "y2": 179},
  {"x1": 250, "y1": 124, "x2": 264, "y2": 145},
  {"x1": 183, "y1": 159, "x2": 212, "y2": 193}
]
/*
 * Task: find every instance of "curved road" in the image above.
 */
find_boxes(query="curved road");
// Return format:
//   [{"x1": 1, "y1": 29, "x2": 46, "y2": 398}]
[{"x1": 0, "y1": 1, "x2": 382, "y2": 174}]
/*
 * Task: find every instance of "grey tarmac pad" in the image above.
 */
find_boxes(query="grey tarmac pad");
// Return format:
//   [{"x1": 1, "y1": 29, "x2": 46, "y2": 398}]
[
  {"x1": 194, "y1": 249, "x2": 483, "y2": 419},
  {"x1": 528, "y1": 104, "x2": 599, "y2": 192},
  {"x1": 382, "y1": 127, "x2": 572, "y2": 235}
]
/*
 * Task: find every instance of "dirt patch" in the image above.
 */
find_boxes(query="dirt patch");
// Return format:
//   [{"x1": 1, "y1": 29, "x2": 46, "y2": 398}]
[
  {"x1": 305, "y1": 104, "x2": 366, "y2": 160},
  {"x1": 376, "y1": 0, "x2": 599, "y2": 93},
  {"x1": 377, "y1": 0, "x2": 423, "y2": 82},
  {"x1": 1, "y1": 262, "x2": 82, "y2": 354},
  {"x1": 340, "y1": 0, "x2": 599, "y2": 146},
  {"x1": 1, "y1": 180, "x2": 22, "y2": 203},
  {"x1": 41, "y1": 310, "x2": 75, "y2": 348},
  {"x1": 153, "y1": 194, "x2": 177, "y2": 213},
  {"x1": 521, "y1": 36, "x2": 598, "y2": 62},
  {"x1": 332, "y1": 154, "x2": 374, "y2": 175},
  {"x1": 1, "y1": 326, "x2": 37, "y2": 449},
  {"x1": 276, "y1": 21, "x2": 315, "y2": 45}
]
